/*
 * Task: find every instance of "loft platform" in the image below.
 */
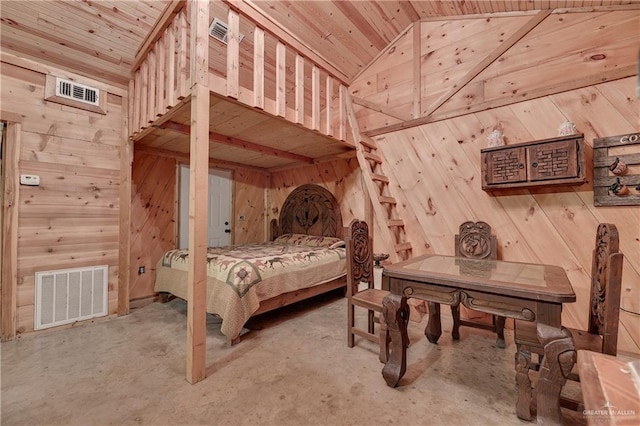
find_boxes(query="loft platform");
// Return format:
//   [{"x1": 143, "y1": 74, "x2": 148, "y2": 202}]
[{"x1": 129, "y1": 0, "x2": 356, "y2": 171}]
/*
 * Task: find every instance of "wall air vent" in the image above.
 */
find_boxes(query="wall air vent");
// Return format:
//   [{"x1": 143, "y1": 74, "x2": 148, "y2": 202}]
[
  {"x1": 55, "y1": 77, "x2": 100, "y2": 106},
  {"x1": 209, "y1": 17, "x2": 244, "y2": 44},
  {"x1": 35, "y1": 265, "x2": 108, "y2": 330}
]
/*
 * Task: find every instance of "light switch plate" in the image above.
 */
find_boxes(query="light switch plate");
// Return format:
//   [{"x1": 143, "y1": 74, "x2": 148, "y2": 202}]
[{"x1": 20, "y1": 175, "x2": 40, "y2": 186}]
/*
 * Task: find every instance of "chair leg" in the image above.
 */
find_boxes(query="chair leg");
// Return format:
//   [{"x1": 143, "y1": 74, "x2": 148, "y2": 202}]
[
  {"x1": 379, "y1": 313, "x2": 389, "y2": 364},
  {"x1": 368, "y1": 309, "x2": 375, "y2": 334},
  {"x1": 451, "y1": 304, "x2": 461, "y2": 340},
  {"x1": 495, "y1": 315, "x2": 506, "y2": 348},
  {"x1": 347, "y1": 303, "x2": 355, "y2": 348}
]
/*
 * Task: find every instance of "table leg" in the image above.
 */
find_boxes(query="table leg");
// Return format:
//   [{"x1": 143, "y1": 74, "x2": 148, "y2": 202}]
[
  {"x1": 425, "y1": 301, "x2": 442, "y2": 344},
  {"x1": 381, "y1": 293, "x2": 409, "y2": 387},
  {"x1": 450, "y1": 304, "x2": 460, "y2": 340},
  {"x1": 515, "y1": 346, "x2": 534, "y2": 421},
  {"x1": 495, "y1": 316, "x2": 506, "y2": 349},
  {"x1": 536, "y1": 323, "x2": 576, "y2": 425},
  {"x1": 379, "y1": 311, "x2": 389, "y2": 364}
]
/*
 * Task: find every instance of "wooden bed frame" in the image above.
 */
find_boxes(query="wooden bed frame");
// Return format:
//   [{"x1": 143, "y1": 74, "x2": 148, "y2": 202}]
[
  {"x1": 270, "y1": 184, "x2": 343, "y2": 239},
  {"x1": 235, "y1": 184, "x2": 346, "y2": 343},
  {"x1": 161, "y1": 183, "x2": 346, "y2": 345}
]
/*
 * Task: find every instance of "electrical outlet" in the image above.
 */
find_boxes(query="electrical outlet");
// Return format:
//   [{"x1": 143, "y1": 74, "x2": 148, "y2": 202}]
[{"x1": 138, "y1": 266, "x2": 145, "y2": 275}]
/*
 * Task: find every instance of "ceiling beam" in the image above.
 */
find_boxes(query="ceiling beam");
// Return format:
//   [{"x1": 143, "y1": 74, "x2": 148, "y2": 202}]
[
  {"x1": 161, "y1": 121, "x2": 315, "y2": 164},
  {"x1": 421, "y1": 10, "x2": 551, "y2": 117},
  {"x1": 351, "y1": 96, "x2": 412, "y2": 122},
  {"x1": 134, "y1": 145, "x2": 268, "y2": 173},
  {"x1": 363, "y1": 65, "x2": 636, "y2": 137}
]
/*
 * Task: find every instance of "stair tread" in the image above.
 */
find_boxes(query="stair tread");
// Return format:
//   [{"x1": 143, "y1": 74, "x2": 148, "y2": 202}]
[
  {"x1": 371, "y1": 173, "x2": 389, "y2": 183},
  {"x1": 379, "y1": 196, "x2": 396, "y2": 204},
  {"x1": 387, "y1": 219, "x2": 404, "y2": 227},
  {"x1": 359, "y1": 138, "x2": 378, "y2": 150},
  {"x1": 363, "y1": 151, "x2": 382, "y2": 163},
  {"x1": 394, "y1": 242, "x2": 412, "y2": 252}
]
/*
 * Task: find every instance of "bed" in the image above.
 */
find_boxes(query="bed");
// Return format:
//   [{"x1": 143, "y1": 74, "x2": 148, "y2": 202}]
[{"x1": 154, "y1": 184, "x2": 347, "y2": 344}]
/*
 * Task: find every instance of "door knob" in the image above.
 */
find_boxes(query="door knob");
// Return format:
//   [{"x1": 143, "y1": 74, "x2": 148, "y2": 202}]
[{"x1": 224, "y1": 229, "x2": 231, "y2": 233}]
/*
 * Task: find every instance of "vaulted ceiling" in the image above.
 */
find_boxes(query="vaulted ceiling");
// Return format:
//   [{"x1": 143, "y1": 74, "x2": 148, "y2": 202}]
[{"x1": 1, "y1": 0, "x2": 632, "y2": 88}]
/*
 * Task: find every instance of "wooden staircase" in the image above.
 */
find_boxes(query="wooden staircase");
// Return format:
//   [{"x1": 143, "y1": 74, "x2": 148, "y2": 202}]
[{"x1": 344, "y1": 91, "x2": 413, "y2": 263}]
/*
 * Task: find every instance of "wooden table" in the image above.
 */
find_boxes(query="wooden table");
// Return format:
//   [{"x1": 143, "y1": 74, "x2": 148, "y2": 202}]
[
  {"x1": 577, "y1": 350, "x2": 640, "y2": 425},
  {"x1": 381, "y1": 254, "x2": 576, "y2": 425}
]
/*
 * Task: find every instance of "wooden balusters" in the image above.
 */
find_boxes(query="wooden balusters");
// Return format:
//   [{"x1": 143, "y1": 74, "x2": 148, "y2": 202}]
[{"x1": 128, "y1": 2, "x2": 347, "y2": 143}]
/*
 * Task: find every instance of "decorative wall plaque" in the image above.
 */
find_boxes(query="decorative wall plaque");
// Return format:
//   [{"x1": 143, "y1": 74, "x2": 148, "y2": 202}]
[{"x1": 593, "y1": 132, "x2": 640, "y2": 207}]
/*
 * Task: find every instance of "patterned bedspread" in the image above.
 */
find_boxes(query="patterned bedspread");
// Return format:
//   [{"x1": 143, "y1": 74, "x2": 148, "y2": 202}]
[{"x1": 154, "y1": 234, "x2": 346, "y2": 340}]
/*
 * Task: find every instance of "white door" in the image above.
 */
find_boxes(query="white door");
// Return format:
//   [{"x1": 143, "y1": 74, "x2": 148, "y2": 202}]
[{"x1": 178, "y1": 165, "x2": 232, "y2": 249}]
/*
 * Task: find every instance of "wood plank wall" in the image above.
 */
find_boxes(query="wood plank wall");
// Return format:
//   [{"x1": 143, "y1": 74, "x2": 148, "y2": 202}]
[
  {"x1": 129, "y1": 152, "x2": 268, "y2": 301},
  {"x1": 344, "y1": 10, "x2": 639, "y2": 355},
  {"x1": 369, "y1": 78, "x2": 640, "y2": 356},
  {"x1": 0, "y1": 57, "x2": 124, "y2": 336},
  {"x1": 129, "y1": 152, "x2": 177, "y2": 302}
]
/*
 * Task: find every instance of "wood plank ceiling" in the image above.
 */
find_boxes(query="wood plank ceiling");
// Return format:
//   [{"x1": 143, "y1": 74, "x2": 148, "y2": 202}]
[{"x1": 1, "y1": 1, "x2": 633, "y2": 88}]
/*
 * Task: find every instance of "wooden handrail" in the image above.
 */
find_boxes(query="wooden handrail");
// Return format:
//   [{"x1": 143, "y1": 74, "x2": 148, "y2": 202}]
[{"x1": 133, "y1": 0, "x2": 186, "y2": 72}]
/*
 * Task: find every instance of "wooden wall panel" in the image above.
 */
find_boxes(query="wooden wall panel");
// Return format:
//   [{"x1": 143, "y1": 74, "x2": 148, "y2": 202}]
[
  {"x1": 348, "y1": 9, "x2": 639, "y2": 355},
  {"x1": 129, "y1": 152, "x2": 177, "y2": 302},
  {"x1": 370, "y1": 78, "x2": 639, "y2": 355},
  {"x1": 352, "y1": 9, "x2": 639, "y2": 135},
  {"x1": 0, "y1": 60, "x2": 123, "y2": 336},
  {"x1": 233, "y1": 168, "x2": 269, "y2": 244}
]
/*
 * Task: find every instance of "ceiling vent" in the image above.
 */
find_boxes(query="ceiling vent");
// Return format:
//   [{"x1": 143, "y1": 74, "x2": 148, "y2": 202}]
[
  {"x1": 55, "y1": 77, "x2": 100, "y2": 107},
  {"x1": 209, "y1": 17, "x2": 244, "y2": 44}
]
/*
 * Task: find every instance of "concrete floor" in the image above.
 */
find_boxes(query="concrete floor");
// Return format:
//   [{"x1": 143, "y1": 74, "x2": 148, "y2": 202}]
[{"x1": 1, "y1": 290, "x2": 586, "y2": 425}]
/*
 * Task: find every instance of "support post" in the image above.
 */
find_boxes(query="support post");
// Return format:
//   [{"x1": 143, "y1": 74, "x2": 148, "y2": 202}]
[
  {"x1": 118, "y1": 94, "x2": 132, "y2": 316},
  {"x1": 1, "y1": 121, "x2": 20, "y2": 341},
  {"x1": 186, "y1": 0, "x2": 210, "y2": 385}
]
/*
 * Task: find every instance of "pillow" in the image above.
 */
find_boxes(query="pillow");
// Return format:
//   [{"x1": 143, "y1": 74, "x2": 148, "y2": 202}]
[
  {"x1": 328, "y1": 240, "x2": 346, "y2": 249},
  {"x1": 273, "y1": 233, "x2": 298, "y2": 245},
  {"x1": 274, "y1": 233, "x2": 345, "y2": 249}
]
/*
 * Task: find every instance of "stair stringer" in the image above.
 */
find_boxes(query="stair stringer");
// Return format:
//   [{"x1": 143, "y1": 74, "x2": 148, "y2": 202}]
[
  {"x1": 368, "y1": 136, "x2": 432, "y2": 258},
  {"x1": 343, "y1": 89, "x2": 413, "y2": 263}
]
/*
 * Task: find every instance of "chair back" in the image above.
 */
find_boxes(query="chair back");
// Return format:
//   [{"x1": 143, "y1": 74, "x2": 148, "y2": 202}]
[
  {"x1": 589, "y1": 223, "x2": 624, "y2": 355},
  {"x1": 455, "y1": 221, "x2": 498, "y2": 260},
  {"x1": 345, "y1": 219, "x2": 374, "y2": 296}
]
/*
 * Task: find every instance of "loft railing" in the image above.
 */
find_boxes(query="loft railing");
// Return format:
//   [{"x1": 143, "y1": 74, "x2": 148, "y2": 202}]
[{"x1": 129, "y1": 0, "x2": 349, "y2": 142}]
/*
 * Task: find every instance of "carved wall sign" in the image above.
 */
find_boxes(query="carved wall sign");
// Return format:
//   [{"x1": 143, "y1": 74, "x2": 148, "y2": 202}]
[{"x1": 481, "y1": 134, "x2": 586, "y2": 191}]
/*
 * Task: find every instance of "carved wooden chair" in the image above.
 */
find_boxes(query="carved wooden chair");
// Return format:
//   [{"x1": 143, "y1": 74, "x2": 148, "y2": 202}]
[
  {"x1": 427, "y1": 221, "x2": 506, "y2": 347},
  {"x1": 514, "y1": 223, "x2": 624, "y2": 417},
  {"x1": 346, "y1": 219, "x2": 390, "y2": 363}
]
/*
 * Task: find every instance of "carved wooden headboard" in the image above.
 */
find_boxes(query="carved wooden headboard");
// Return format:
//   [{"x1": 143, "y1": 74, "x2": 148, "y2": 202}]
[{"x1": 270, "y1": 184, "x2": 343, "y2": 239}]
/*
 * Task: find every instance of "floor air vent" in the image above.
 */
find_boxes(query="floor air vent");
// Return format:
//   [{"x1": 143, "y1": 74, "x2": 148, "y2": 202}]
[
  {"x1": 55, "y1": 77, "x2": 100, "y2": 106},
  {"x1": 35, "y1": 265, "x2": 108, "y2": 330}
]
